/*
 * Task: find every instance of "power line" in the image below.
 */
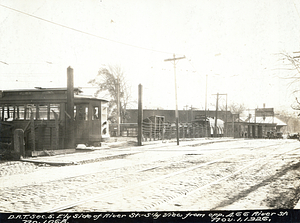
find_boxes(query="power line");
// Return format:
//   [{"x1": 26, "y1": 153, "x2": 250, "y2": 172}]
[
  {"x1": 293, "y1": 0, "x2": 300, "y2": 20},
  {"x1": 0, "y1": 3, "x2": 174, "y2": 55}
]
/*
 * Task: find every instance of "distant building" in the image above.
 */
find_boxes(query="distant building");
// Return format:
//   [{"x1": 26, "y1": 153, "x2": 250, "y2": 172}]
[
  {"x1": 112, "y1": 108, "x2": 287, "y2": 139},
  {"x1": 112, "y1": 109, "x2": 231, "y2": 138}
]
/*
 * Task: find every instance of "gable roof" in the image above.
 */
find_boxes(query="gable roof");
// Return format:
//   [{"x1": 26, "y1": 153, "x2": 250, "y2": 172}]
[{"x1": 241, "y1": 116, "x2": 287, "y2": 126}]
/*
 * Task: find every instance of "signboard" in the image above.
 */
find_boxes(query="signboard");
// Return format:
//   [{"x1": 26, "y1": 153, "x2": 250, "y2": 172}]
[{"x1": 255, "y1": 108, "x2": 274, "y2": 117}]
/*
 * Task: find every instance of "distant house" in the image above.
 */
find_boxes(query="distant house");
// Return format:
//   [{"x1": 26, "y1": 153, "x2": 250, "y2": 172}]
[
  {"x1": 235, "y1": 116, "x2": 287, "y2": 138},
  {"x1": 228, "y1": 108, "x2": 287, "y2": 138}
]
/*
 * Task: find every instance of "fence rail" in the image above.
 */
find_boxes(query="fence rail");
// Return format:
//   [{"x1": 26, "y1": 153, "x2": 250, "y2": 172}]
[{"x1": 110, "y1": 122, "x2": 213, "y2": 141}]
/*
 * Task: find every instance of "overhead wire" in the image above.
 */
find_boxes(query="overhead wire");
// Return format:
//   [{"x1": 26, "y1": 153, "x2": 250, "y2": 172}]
[{"x1": 0, "y1": 3, "x2": 176, "y2": 56}]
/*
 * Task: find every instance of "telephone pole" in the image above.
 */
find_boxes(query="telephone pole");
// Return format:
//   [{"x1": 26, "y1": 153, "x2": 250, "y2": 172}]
[
  {"x1": 117, "y1": 76, "x2": 120, "y2": 136},
  {"x1": 212, "y1": 93, "x2": 227, "y2": 137},
  {"x1": 205, "y1": 74, "x2": 208, "y2": 137},
  {"x1": 164, "y1": 54, "x2": 186, "y2": 145}
]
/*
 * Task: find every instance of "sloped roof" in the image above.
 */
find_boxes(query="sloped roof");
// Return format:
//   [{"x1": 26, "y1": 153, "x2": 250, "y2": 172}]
[{"x1": 241, "y1": 116, "x2": 287, "y2": 126}]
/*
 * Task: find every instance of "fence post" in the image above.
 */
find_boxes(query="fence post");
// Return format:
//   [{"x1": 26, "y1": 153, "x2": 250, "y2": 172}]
[
  {"x1": 30, "y1": 110, "x2": 35, "y2": 151},
  {"x1": 137, "y1": 84, "x2": 143, "y2": 146},
  {"x1": 14, "y1": 129, "x2": 25, "y2": 159},
  {"x1": 150, "y1": 123, "x2": 152, "y2": 141}
]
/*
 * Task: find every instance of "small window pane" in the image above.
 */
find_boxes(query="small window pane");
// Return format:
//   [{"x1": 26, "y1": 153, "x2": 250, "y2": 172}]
[
  {"x1": 3, "y1": 106, "x2": 8, "y2": 120},
  {"x1": 26, "y1": 104, "x2": 36, "y2": 120},
  {"x1": 92, "y1": 106, "x2": 99, "y2": 120},
  {"x1": 39, "y1": 105, "x2": 48, "y2": 120},
  {"x1": 74, "y1": 105, "x2": 76, "y2": 119},
  {"x1": 50, "y1": 104, "x2": 60, "y2": 120},
  {"x1": 77, "y1": 104, "x2": 88, "y2": 120},
  {"x1": 17, "y1": 106, "x2": 25, "y2": 120}
]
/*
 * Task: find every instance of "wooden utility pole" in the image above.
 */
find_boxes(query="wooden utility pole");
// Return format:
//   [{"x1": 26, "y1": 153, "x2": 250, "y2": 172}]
[
  {"x1": 137, "y1": 84, "x2": 143, "y2": 146},
  {"x1": 164, "y1": 54, "x2": 185, "y2": 145},
  {"x1": 117, "y1": 77, "x2": 120, "y2": 136},
  {"x1": 232, "y1": 113, "x2": 235, "y2": 138},
  {"x1": 214, "y1": 93, "x2": 219, "y2": 137},
  {"x1": 225, "y1": 94, "x2": 228, "y2": 137},
  {"x1": 67, "y1": 66, "x2": 75, "y2": 149},
  {"x1": 212, "y1": 93, "x2": 227, "y2": 137},
  {"x1": 205, "y1": 74, "x2": 208, "y2": 137}
]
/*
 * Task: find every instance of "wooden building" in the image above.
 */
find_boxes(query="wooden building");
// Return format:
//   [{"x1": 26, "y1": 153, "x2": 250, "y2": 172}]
[{"x1": 0, "y1": 88, "x2": 109, "y2": 156}]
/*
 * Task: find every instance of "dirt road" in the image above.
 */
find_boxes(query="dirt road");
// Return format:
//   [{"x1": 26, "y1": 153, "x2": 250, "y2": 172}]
[{"x1": 1, "y1": 139, "x2": 300, "y2": 212}]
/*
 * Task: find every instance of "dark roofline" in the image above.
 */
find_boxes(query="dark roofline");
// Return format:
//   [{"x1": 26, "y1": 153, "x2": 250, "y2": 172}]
[
  {"x1": 1, "y1": 87, "x2": 82, "y2": 93},
  {"x1": 0, "y1": 88, "x2": 109, "y2": 102}
]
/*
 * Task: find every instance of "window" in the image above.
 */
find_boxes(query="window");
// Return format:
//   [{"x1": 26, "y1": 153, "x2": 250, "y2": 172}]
[
  {"x1": 74, "y1": 105, "x2": 77, "y2": 119},
  {"x1": 77, "y1": 104, "x2": 88, "y2": 120},
  {"x1": 26, "y1": 104, "x2": 36, "y2": 120},
  {"x1": 0, "y1": 106, "x2": 3, "y2": 121},
  {"x1": 16, "y1": 105, "x2": 25, "y2": 120},
  {"x1": 50, "y1": 104, "x2": 60, "y2": 120},
  {"x1": 101, "y1": 103, "x2": 108, "y2": 123},
  {"x1": 92, "y1": 106, "x2": 99, "y2": 120},
  {"x1": 38, "y1": 104, "x2": 48, "y2": 120}
]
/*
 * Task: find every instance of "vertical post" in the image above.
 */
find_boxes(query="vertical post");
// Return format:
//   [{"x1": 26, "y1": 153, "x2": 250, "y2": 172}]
[
  {"x1": 232, "y1": 114, "x2": 235, "y2": 137},
  {"x1": 225, "y1": 94, "x2": 228, "y2": 137},
  {"x1": 14, "y1": 129, "x2": 25, "y2": 159},
  {"x1": 214, "y1": 93, "x2": 219, "y2": 137},
  {"x1": 117, "y1": 77, "x2": 120, "y2": 136},
  {"x1": 1, "y1": 105, "x2": 4, "y2": 121},
  {"x1": 137, "y1": 84, "x2": 143, "y2": 146},
  {"x1": 238, "y1": 113, "x2": 240, "y2": 137},
  {"x1": 154, "y1": 117, "x2": 157, "y2": 140},
  {"x1": 30, "y1": 109, "x2": 35, "y2": 151},
  {"x1": 52, "y1": 111, "x2": 59, "y2": 150},
  {"x1": 173, "y1": 54, "x2": 179, "y2": 145},
  {"x1": 150, "y1": 122, "x2": 152, "y2": 141},
  {"x1": 164, "y1": 54, "x2": 185, "y2": 145},
  {"x1": 205, "y1": 74, "x2": 208, "y2": 137},
  {"x1": 67, "y1": 66, "x2": 75, "y2": 149}
]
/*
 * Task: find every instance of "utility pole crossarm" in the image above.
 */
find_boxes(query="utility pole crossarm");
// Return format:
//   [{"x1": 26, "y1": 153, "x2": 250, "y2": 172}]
[
  {"x1": 212, "y1": 93, "x2": 227, "y2": 96},
  {"x1": 164, "y1": 56, "x2": 186, "y2": 62}
]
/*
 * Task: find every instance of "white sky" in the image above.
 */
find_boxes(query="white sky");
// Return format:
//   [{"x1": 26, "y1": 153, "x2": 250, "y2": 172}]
[{"x1": 1, "y1": 0, "x2": 300, "y2": 113}]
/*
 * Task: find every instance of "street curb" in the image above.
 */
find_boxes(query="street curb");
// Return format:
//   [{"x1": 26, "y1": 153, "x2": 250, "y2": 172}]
[
  {"x1": 20, "y1": 158, "x2": 75, "y2": 166},
  {"x1": 19, "y1": 138, "x2": 237, "y2": 166}
]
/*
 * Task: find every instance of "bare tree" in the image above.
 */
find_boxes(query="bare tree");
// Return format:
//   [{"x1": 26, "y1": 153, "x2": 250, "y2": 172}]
[
  {"x1": 219, "y1": 102, "x2": 246, "y2": 115},
  {"x1": 88, "y1": 65, "x2": 133, "y2": 123},
  {"x1": 276, "y1": 109, "x2": 300, "y2": 133},
  {"x1": 280, "y1": 52, "x2": 300, "y2": 110}
]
